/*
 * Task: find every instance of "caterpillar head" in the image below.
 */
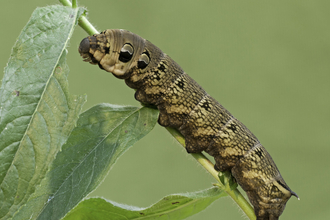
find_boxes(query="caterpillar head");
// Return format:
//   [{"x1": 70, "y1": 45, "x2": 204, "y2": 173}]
[{"x1": 79, "y1": 29, "x2": 151, "y2": 79}]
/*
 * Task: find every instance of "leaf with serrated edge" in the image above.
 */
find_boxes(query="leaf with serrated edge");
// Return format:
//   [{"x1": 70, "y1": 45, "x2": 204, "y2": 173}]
[
  {"x1": 63, "y1": 187, "x2": 226, "y2": 220},
  {"x1": 0, "y1": 5, "x2": 86, "y2": 219},
  {"x1": 13, "y1": 104, "x2": 158, "y2": 220}
]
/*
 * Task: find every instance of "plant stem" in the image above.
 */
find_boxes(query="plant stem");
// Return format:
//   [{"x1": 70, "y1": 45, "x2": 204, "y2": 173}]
[
  {"x1": 58, "y1": 0, "x2": 72, "y2": 7},
  {"x1": 58, "y1": 1, "x2": 255, "y2": 219},
  {"x1": 78, "y1": 16, "x2": 98, "y2": 35},
  {"x1": 58, "y1": 0, "x2": 98, "y2": 35},
  {"x1": 72, "y1": 0, "x2": 77, "y2": 8}
]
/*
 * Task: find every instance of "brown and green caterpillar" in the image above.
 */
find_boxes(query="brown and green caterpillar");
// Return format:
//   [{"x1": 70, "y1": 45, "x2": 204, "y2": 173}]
[{"x1": 78, "y1": 29, "x2": 298, "y2": 220}]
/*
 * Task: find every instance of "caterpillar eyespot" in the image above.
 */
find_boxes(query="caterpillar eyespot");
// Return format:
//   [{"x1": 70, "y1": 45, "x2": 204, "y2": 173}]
[
  {"x1": 138, "y1": 51, "x2": 150, "y2": 69},
  {"x1": 79, "y1": 29, "x2": 298, "y2": 220},
  {"x1": 119, "y1": 43, "x2": 134, "y2": 63}
]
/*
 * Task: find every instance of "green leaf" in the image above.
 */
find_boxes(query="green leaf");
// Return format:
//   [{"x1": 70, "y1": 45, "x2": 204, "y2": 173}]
[
  {"x1": 13, "y1": 104, "x2": 158, "y2": 220},
  {"x1": 0, "y1": 5, "x2": 86, "y2": 219},
  {"x1": 63, "y1": 187, "x2": 226, "y2": 220}
]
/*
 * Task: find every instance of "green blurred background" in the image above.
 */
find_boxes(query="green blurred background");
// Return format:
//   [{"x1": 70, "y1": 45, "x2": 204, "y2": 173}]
[{"x1": 1, "y1": 1, "x2": 329, "y2": 219}]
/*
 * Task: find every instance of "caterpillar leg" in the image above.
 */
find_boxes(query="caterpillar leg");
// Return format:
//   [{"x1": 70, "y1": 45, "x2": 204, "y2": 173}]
[{"x1": 184, "y1": 135, "x2": 205, "y2": 153}]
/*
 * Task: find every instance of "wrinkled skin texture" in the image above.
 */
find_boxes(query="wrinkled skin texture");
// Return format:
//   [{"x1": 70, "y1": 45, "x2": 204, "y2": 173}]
[{"x1": 79, "y1": 29, "x2": 298, "y2": 219}]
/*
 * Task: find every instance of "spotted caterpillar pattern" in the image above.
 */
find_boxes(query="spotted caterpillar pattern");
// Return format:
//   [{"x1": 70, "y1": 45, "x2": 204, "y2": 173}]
[{"x1": 79, "y1": 29, "x2": 298, "y2": 220}]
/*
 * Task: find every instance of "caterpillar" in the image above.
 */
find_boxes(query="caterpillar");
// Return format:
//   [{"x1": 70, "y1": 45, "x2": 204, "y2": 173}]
[{"x1": 78, "y1": 29, "x2": 298, "y2": 220}]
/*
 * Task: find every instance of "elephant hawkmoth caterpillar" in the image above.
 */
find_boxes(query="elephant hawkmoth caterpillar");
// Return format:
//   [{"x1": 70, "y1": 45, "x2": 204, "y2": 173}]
[{"x1": 79, "y1": 29, "x2": 298, "y2": 220}]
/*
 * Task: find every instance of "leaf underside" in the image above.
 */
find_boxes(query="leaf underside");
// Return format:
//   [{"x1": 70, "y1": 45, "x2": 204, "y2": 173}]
[
  {"x1": 14, "y1": 104, "x2": 158, "y2": 220},
  {"x1": 63, "y1": 187, "x2": 226, "y2": 220}
]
